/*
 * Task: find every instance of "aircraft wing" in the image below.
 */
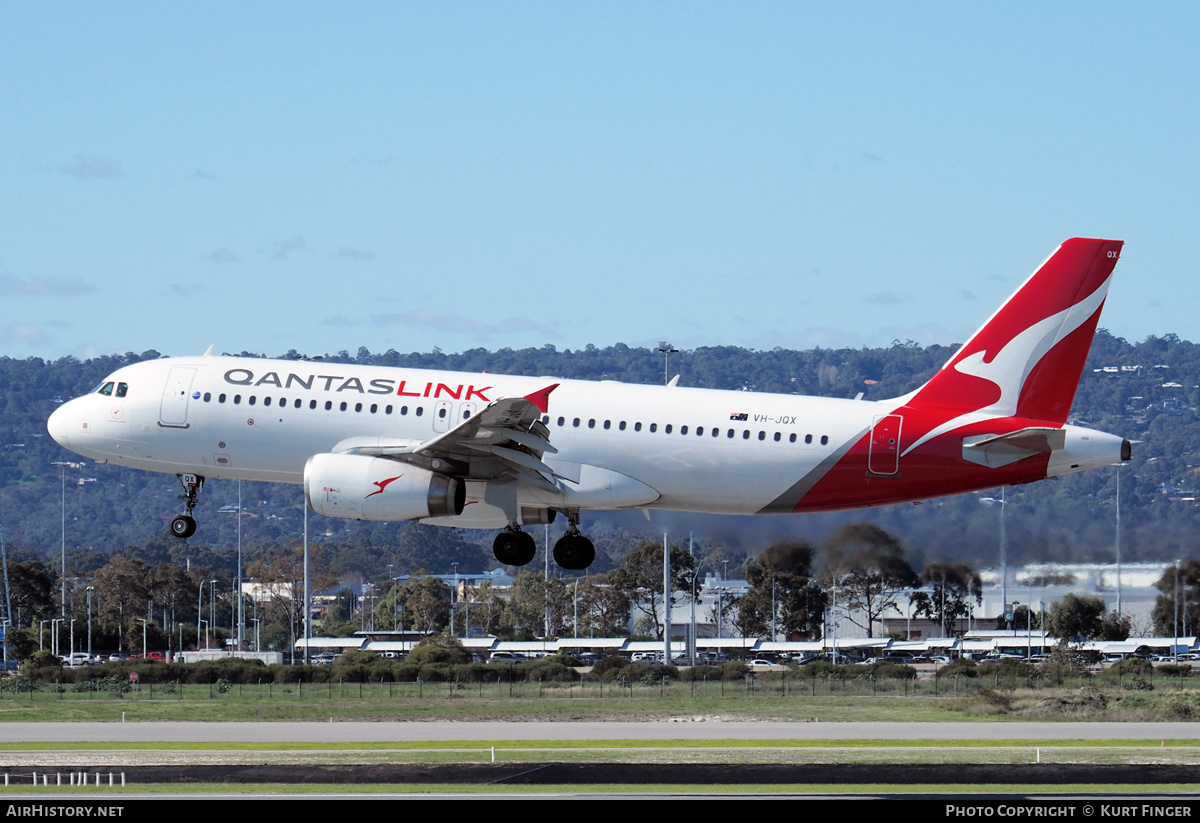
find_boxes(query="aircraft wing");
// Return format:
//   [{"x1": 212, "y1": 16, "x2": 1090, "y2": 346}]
[{"x1": 332, "y1": 384, "x2": 561, "y2": 488}]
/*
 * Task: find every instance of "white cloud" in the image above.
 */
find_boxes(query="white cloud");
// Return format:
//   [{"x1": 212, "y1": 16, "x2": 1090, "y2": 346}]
[
  {"x1": 0, "y1": 272, "x2": 97, "y2": 296},
  {"x1": 60, "y1": 154, "x2": 122, "y2": 179}
]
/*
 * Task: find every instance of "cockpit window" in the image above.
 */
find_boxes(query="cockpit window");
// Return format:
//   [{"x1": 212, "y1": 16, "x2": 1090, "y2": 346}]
[
  {"x1": 95, "y1": 382, "x2": 114, "y2": 396},
  {"x1": 115, "y1": 382, "x2": 128, "y2": 398}
]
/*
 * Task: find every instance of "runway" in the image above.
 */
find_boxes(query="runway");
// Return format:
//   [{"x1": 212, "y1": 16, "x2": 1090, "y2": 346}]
[{"x1": 1, "y1": 721, "x2": 1197, "y2": 743}]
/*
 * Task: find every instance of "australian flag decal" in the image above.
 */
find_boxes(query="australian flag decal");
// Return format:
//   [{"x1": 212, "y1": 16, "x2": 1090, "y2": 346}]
[{"x1": 729, "y1": 412, "x2": 748, "y2": 421}]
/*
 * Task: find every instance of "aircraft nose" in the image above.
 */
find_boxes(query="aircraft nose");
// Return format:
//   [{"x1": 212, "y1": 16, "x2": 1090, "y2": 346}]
[{"x1": 47, "y1": 403, "x2": 71, "y2": 448}]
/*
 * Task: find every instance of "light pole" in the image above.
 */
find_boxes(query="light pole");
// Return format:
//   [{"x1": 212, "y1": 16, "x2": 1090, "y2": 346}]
[
  {"x1": 197, "y1": 580, "x2": 207, "y2": 650},
  {"x1": 237, "y1": 480, "x2": 243, "y2": 652},
  {"x1": 51, "y1": 462, "x2": 70, "y2": 618},
  {"x1": 451, "y1": 562, "x2": 459, "y2": 637},
  {"x1": 655, "y1": 342, "x2": 678, "y2": 386},
  {"x1": 209, "y1": 579, "x2": 217, "y2": 649},
  {"x1": 138, "y1": 618, "x2": 147, "y2": 658},
  {"x1": 86, "y1": 586, "x2": 94, "y2": 659}
]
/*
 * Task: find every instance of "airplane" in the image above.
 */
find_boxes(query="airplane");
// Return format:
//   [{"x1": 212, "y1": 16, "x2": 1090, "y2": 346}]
[{"x1": 47, "y1": 237, "x2": 1130, "y2": 571}]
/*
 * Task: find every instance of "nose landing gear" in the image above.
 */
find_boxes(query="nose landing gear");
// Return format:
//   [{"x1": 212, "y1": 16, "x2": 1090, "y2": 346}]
[{"x1": 170, "y1": 473, "x2": 204, "y2": 539}]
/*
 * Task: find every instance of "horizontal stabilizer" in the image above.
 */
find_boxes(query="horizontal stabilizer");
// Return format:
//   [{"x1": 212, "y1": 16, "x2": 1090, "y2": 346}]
[{"x1": 962, "y1": 427, "x2": 1065, "y2": 468}]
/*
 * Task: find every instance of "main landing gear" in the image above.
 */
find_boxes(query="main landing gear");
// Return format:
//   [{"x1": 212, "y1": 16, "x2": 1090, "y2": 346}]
[
  {"x1": 492, "y1": 525, "x2": 537, "y2": 566},
  {"x1": 169, "y1": 473, "x2": 204, "y2": 539},
  {"x1": 553, "y1": 510, "x2": 595, "y2": 570},
  {"x1": 492, "y1": 511, "x2": 597, "y2": 571}
]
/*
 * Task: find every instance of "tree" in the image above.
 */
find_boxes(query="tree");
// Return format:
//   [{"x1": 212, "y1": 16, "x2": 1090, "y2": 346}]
[
  {"x1": 246, "y1": 541, "x2": 335, "y2": 652},
  {"x1": 823, "y1": 523, "x2": 916, "y2": 638},
  {"x1": 91, "y1": 556, "x2": 152, "y2": 652},
  {"x1": 1099, "y1": 609, "x2": 1132, "y2": 641},
  {"x1": 912, "y1": 562, "x2": 982, "y2": 638},
  {"x1": 1045, "y1": 593, "x2": 1106, "y2": 642},
  {"x1": 576, "y1": 574, "x2": 631, "y2": 637},
  {"x1": 739, "y1": 539, "x2": 826, "y2": 639},
  {"x1": 6, "y1": 561, "x2": 54, "y2": 628},
  {"x1": 462, "y1": 581, "x2": 504, "y2": 637},
  {"x1": 1151, "y1": 559, "x2": 1200, "y2": 637},
  {"x1": 608, "y1": 541, "x2": 697, "y2": 640},
  {"x1": 395, "y1": 575, "x2": 451, "y2": 634},
  {"x1": 500, "y1": 571, "x2": 573, "y2": 638},
  {"x1": 995, "y1": 603, "x2": 1042, "y2": 631},
  {"x1": 150, "y1": 563, "x2": 193, "y2": 652}
]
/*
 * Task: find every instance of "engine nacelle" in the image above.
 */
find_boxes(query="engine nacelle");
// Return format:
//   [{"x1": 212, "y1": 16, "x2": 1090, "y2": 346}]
[{"x1": 304, "y1": 453, "x2": 465, "y2": 521}]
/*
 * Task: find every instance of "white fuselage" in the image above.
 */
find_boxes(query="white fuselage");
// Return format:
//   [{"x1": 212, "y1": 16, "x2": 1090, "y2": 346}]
[{"x1": 47, "y1": 355, "x2": 880, "y2": 526}]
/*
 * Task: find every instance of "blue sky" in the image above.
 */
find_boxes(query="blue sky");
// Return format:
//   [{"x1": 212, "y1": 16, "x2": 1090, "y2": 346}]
[{"x1": 2, "y1": 3, "x2": 1196, "y2": 362}]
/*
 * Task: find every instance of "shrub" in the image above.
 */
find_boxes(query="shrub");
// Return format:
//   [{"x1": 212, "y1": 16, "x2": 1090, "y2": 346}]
[
  {"x1": 517, "y1": 658, "x2": 580, "y2": 682},
  {"x1": 590, "y1": 655, "x2": 630, "y2": 678},
  {"x1": 939, "y1": 659, "x2": 979, "y2": 678},
  {"x1": 408, "y1": 635, "x2": 469, "y2": 666}
]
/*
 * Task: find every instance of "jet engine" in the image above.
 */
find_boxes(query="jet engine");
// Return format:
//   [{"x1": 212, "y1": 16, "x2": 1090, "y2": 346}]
[{"x1": 304, "y1": 453, "x2": 465, "y2": 521}]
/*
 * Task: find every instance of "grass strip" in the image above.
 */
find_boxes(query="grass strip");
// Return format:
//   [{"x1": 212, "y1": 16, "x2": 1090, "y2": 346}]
[{"x1": 0, "y1": 739, "x2": 1198, "y2": 752}]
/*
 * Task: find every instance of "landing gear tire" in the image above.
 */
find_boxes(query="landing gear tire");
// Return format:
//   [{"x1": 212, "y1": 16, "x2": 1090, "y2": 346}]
[
  {"x1": 170, "y1": 514, "x2": 197, "y2": 539},
  {"x1": 553, "y1": 534, "x2": 595, "y2": 571},
  {"x1": 171, "y1": 473, "x2": 205, "y2": 540},
  {"x1": 493, "y1": 529, "x2": 537, "y2": 566}
]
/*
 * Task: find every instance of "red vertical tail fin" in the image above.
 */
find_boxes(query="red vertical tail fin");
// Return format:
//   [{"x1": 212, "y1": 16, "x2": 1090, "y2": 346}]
[{"x1": 906, "y1": 238, "x2": 1123, "y2": 425}]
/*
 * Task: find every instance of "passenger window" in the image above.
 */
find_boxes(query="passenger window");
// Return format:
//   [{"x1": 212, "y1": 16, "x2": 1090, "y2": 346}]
[
  {"x1": 264, "y1": 397, "x2": 271, "y2": 407},
  {"x1": 401, "y1": 406, "x2": 408, "y2": 415},
  {"x1": 355, "y1": 403, "x2": 363, "y2": 412},
  {"x1": 789, "y1": 433, "x2": 796, "y2": 443},
  {"x1": 573, "y1": 418, "x2": 581, "y2": 427},
  {"x1": 248, "y1": 396, "x2": 257, "y2": 406},
  {"x1": 773, "y1": 432, "x2": 781, "y2": 442},
  {"x1": 666, "y1": 424, "x2": 673, "y2": 434},
  {"x1": 650, "y1": 423, "x2": 658, "y2": 433},
  {"x1": 696, "y1": 427, "x2": 703, "y2": 436},
  {"x1": 805, "y1": 434, "x2": 813, "y2": 444},
  {"x1": 603, "y1": 420, "x2": 611, "y2": 430},
  {"x1": 619, "y1": 421, "x2": 627, "y2": 431},
  {"x1": 634, "y1": 422, "x2": 642, "y2": 432},
  {"x1": 415, "y1": 407, "x2": 423, "y2": 416},
  {"x1": 203, "y1": 392, "x2": 211, "y2": 402},
  {"x1": 438, "y1": 407, "x2": 447, "y2": 419},
  {"x1": 758, "y1": 431, "x2": 766, "y2": 441},
  {"x1": 309, "y1": 400, "x2": 317, "y2": 409},
  {"x1": 370, "y1": 404, "x2": 378, "y2": 413},
  {"x1": 742, "y1": 430, "x2": 750, "y2": 439},
  {"x1": 234, "y1": 395, "x2": 242, "y2": 405},
  {"x1": 116, "y1": 383, "x2": 128, "y2": 398},
  {"x1": 588, "y1": 419, "x2": 595, "y2": 429},
  {"x1": 385, "y1": 405, "x2": 393, "y2": 414},
  {"x1": 325, "y1": 401, "x2": 333, "y2": 410},
  {"x1": 821, "y1": 435, "x2": 829, "y2": 445},
  {"x1": 727, "y1": 429, "x2": 734, "y2": 438},
  {"x1": 557, "y1": 416, "x2": 565, "y2": 427},
  {"x1": 219, "y1": 394, "x2": 226, "y2": 403},
  {"x1": 294, "y1": 399, "x2": 301, "y2": 409}
]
